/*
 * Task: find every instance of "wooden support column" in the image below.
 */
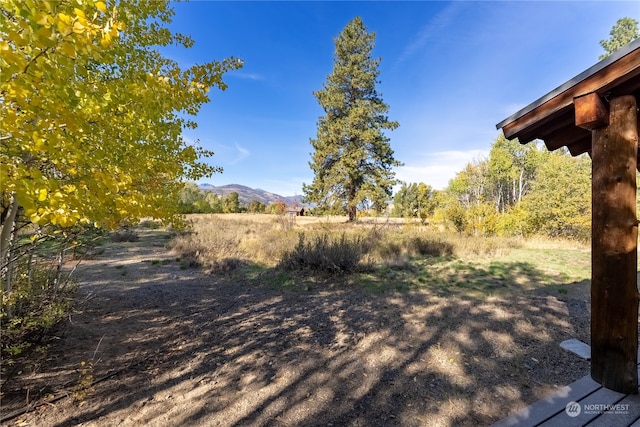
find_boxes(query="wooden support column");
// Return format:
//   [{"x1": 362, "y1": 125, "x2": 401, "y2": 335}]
[{"x1": 590, "y1": 94, "x2": 639, "y2": 394}]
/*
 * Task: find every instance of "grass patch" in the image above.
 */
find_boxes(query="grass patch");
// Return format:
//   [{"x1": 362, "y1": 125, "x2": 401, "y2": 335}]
[{"x1": 499, "y1": 247, "x2": 590, "y2": 282}]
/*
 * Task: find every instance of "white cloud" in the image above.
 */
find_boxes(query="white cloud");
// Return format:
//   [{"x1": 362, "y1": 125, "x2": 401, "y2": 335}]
[
  {"x1": 230, "y1": 143, "x2": 250, "y2": 164},
  {"x1": 394, "y1": 2, "x2": 463, "y2": 69},
  {"x1": 231, "y1": 72, "x2": 264, "y2": 81},
  {"x1": 395, "y1": 149, "x2": 488, "y2": 190}
]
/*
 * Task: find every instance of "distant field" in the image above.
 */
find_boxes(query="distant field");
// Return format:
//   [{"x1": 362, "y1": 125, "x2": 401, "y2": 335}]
[
  {"x1": 207, "y1": 212, "x2": 409, "y2": 225},
  {"x1": 172, "y1": 213, "x2": 591, "y2": 296}
]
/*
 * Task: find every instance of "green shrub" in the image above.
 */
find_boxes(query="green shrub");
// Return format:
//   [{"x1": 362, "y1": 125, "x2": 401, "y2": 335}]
[{"x1": 1, "y1": 265, "x2": 76, "y2": 365}]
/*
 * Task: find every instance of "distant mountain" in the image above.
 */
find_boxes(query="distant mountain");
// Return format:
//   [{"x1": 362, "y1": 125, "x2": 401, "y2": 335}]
[{"x1": 198, "y1": 184, "x2": 304, "y2": 206}]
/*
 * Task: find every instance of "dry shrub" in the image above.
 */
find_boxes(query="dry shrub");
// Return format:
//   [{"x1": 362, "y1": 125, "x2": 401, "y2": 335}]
[
  {"x1": 168, "y1": 215, "x2": 250, "y2": 268},
  {"x1": 208, "y1": 257, "x2": 245, "y2": 273},
  {"x1": 368, "y1": 228, "x2": 453, "y2": 264},
  {"x1": 278, "y1": 232, "x2": 367, "y2": 275},
  {"x1": 139, "y1": 219, "x2": 161, "y2": 229},
  {"x1": 167, "y1": 234, "x2": 206, "y2": 266},
  {"x1": 242, "y1": 228, "x2": 298, "y2": 265},
  {"x1": 109, "y1": 229, "x2": 139, "y2": 242},
  {"x1": 169, "y1": 214, "x2": 297, "y2": 268}
]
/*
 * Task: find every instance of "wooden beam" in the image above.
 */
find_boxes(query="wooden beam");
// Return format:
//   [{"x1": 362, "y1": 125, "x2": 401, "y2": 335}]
[
  {"x1": 591, "y1": 95, "x2": 639, "y2": 394},
  {"x1": 517, "y1": 113, "x2": 575, "y2": 145},
  {"x1": 575, "y1": 92, "x2": 609, "y2": 130},
  {"x1": 567, "y1": 138, "x2": 592, "y2": 156},
  {"x1": 501, "y1": 47, "x2": 640, "y2": 139},
  {"x1": 544, "y1": 127, "x2": 590, "y2": 151}
]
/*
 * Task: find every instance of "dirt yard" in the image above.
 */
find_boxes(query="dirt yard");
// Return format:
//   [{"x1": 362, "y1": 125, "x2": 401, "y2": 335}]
[{"x1": 1, "y1": 229, "x2": 592, "y2": 426}]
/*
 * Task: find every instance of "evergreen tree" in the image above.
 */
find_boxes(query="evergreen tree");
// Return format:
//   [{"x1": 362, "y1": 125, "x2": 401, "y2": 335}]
[
  {"x1": 599, "y1": 17, "x2": 639, "y2": 59},
  {"x1": 303, "y1": 17, "x2": 401, "y2": 221}
]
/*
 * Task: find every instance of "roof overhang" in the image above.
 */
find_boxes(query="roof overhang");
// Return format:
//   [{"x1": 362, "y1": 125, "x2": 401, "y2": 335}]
[{"x1": 496, "y1": 37, "x2": 640, "y2": 157}]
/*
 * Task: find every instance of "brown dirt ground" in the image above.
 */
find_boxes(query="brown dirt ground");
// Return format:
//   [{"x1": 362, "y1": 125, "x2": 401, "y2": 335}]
[{"x1": 1, "y1": 229, "x2": 595, "y2": 426}]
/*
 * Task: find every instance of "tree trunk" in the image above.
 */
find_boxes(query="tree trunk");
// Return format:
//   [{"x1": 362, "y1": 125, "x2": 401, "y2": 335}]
[
  {"x1": 518, "y1": 169, "x2": 525, "y2": 202},
  {"x1": 1, "y1": 192, "x2": 19, "y2": 294},
  {"x1": 348, "y1": 205, "x2": 356, "y2": 222},
  {"x1": 591, "y1": 95, "x2": 639, "y2": 394},
  {"x1": 53, "y1": 240, "x2": 67, "y2": 298}
]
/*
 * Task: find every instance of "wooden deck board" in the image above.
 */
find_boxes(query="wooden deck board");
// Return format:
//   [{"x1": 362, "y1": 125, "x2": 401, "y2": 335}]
[
  {"x1": 490, "y1": 376, "x2": 601, "y2": 427},
  {"x1": 492, "y1": 363, "x2": 640, "y2": 427},
  {"x1": 539, "y1": 386, "x2": 626, "y2": 426},
  {"x1": 585, "y1": 394, "x2": 640, "y2": 426}
]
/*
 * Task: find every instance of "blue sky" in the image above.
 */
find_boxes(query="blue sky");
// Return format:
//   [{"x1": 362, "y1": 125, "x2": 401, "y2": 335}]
[{"x1": 163, "y1": 1, "x2": 639, "y2": 197}]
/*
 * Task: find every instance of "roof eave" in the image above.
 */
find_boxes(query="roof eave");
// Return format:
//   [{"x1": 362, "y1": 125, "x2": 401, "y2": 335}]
[{"x1": 496, "y1": 37, "x2": 640, "y2": 134}]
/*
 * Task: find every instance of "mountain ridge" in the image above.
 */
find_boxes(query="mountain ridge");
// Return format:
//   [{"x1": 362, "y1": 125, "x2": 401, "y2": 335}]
[{"x1": 198, "y1": 183, "x2": 303, "y2": 206}]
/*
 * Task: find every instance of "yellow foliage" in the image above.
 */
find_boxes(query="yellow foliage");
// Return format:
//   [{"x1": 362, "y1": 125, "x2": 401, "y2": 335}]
[{"x1": 1, "y1": 0, "x2": 242, "y2": 232}]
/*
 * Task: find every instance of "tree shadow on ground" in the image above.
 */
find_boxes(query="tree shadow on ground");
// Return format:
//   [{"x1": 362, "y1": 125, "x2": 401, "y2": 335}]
[{"x1": 1, "y1": 232, "x2": 594, "y2": 427}]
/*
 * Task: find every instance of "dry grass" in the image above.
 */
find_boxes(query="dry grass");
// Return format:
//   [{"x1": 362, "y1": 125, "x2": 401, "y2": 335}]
[
  {"x1": 166, "y1": 213, "x2": 592, "y2": 300},
  {"x1": 168, "y1": 214, "x2": 529, "y2": 276}
]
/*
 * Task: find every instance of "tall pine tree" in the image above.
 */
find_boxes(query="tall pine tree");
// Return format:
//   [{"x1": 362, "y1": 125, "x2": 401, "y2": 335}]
[
  {"x1": 303, "y1": 17, "x2": 401, "y2": 221},
  {"x1": 599, "y1": 17, "x2": 639, "y2": 59}
]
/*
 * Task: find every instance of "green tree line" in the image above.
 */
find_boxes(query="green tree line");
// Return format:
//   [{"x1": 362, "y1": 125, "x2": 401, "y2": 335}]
[
  {"x1": 393, "y1": 134, "x2": 593, "y2": 240},
  {"x1": 178, "y1": 183, "x2": 292, "y2": 214}
]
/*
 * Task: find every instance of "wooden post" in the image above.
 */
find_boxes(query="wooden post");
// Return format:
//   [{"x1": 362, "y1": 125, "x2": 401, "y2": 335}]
[{"x1": 591, "y1": 95, "x2": 639, "y2": 394}]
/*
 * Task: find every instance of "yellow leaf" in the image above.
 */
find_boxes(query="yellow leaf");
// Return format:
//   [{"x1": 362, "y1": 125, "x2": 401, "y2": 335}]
[
  {"x1": 100, "y1": 34, "x2": 112, "y2": 47},
  {"x1": 56, "y1": 19, "x2": 70, "y2": 34},
  {"x1": 74, "y1": 8, "x2": 85, "y2": 19},
  {"x1": 95, "y1": 1, "x2": 107, "y2": 13},
  {"x1": 37, "y1": 188, "x2": 48, "y2": 201},
  {"x1": 58, "y1": 13, "x2": 71, "y2": 24},
  {"x1": 36, "y1": 13, "x2": 49, "y2": 26},
  {"x1": 73, "y1": 21, "x2": 85, "y2": 34},
  {"x1": 60, "y1": 42, "x2": 76, "y2": 58}
]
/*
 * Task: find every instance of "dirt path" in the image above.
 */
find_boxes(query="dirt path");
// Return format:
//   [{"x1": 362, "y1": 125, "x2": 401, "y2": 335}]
[{"x1": 1, "y1": 229, "x2": 591, "y2": 426}]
